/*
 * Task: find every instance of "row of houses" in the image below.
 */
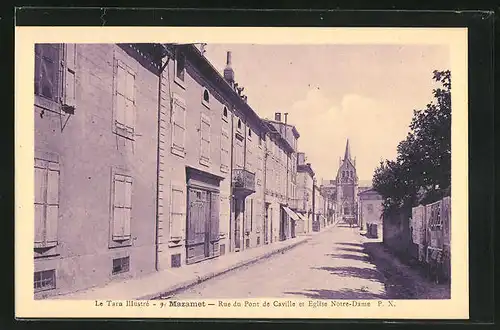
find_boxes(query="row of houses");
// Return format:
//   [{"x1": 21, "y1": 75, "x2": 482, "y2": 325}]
[{"x1": 33, "y1": 43, "x2": 332, "y2": 298}]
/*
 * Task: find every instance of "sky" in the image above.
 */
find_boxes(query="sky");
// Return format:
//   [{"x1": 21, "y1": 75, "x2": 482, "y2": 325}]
[{"x1": 203, "y1": 44, "x2": 450, "y2": 183}]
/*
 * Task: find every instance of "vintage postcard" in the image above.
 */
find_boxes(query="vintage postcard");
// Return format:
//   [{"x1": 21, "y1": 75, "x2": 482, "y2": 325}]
[{"x1": 15, "y1": 26, "x2": 468, "y2": 319}]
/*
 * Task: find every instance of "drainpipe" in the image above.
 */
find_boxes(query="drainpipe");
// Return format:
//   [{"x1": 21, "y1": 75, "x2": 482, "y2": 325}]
[
  {"x1": 312, "y1": 177, "x2": 316, "y2": 231},
  {"x1": 228, "y1": 105, "x2": 235, "y2": 253},
  {"x1": 155, "y1": 45, "x2": 171, "y2": 272}
]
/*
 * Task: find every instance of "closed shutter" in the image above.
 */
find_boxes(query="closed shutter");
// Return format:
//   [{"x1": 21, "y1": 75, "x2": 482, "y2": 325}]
[
  {"x1": 170, "y1": 185, "x2": 185, "y2": 240},
  {"x1": 172, "y1": 97, "x2": 186, "y2": 152},
  {"x1": 34, "y1": 166, "x2": 45, "y2": 245},
  {"x1": 34, "y1": 159, "x2": 60, "y2": 248},
  {"x1": 210, "y1": 192, "x2": 220, "y2": 241},
  {"x1": 45, "y1": 168, "x2": 60, "y2": 245},
  {"x1": 244, "y1": 198, "x2": 253, "y2": 233},
  {"x1": 186, "y1": 189, "x2": 198, "y2": 245},
  {"x1": 112, "y1": 174, "x2": 132, "y2": 241},
  {"x1": 200, "y1": 114, "x2": 211, "y2": 162}
]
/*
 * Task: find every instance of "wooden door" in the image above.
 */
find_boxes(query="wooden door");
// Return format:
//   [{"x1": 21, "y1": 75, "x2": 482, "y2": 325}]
[{"x1": 186, "y1": 188, "x2": 209, "y2": 264}]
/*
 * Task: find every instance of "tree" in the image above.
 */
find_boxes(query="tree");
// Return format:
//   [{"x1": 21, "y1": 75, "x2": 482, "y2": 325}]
[{"x1": 373, "y1": 70, "x2": 451, "y2": 213}]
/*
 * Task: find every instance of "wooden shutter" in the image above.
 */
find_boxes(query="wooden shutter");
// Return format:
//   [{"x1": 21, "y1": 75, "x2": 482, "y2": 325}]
[
  {"x1": 123, "y1": 176, "x2": 132, "y2": 239},
  {"x1": 221, "y1": 127, "x2": 229, "y2": 169},
  {"x1": 170, "y1": 185, "x2": 185, "y2": 240},
  {"x1": 115, "y1": 63, "x2": 127, "y2": 129},
  {"x1": 112, "y1": 177, "x2": 125, "y2": 240},
  {"x1": 125, "y1": 69, "x2": 135, "y2": 133},
  {"x1": 112, "y1": 174, "x2": 132, "y2": 241},
  {"x1": 172, "y1": 98, "x2": 186, "y2": 151},
  {"x1": 210, "y1": 192, "x2": 220, "y2": 241},
  {"x1": 45, "y1": 168, "x2": 60, "y2": 245},
  {"x1": 245, "y1": 198, "x2": 252, "y2": 233},
  {"x1": 200, "y1": 114, "x2": 211, "y2": 161},
  {"x1": 34, "y1": 166, "x2": 46, "y2": 245},
  {"x1": 63, "y1": 43, "x2": 76, "y2": 107},
  {"x1": 186, "y1": 189, "x2": 198, "y2": 245}
]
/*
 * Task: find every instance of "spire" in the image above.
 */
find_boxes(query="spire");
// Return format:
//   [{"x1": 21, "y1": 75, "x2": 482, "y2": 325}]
[{"x1": 344, "y1": 138, "x2": 352, "y2": 162}]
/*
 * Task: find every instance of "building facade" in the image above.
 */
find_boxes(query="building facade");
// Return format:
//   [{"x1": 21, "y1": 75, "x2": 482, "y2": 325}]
[
  {"x1": 34, "y1": 43, "x2": 164, "y2": 298},
  {"x1": 263, "y1": 114, "x2": 301, "y2": 242},
  {"x1": 32, "y1": 43, "x2": 308, "y2": 298},
  {"x1": 295, "y1": 152, "x2": 315, "y2": 234},
  {"x1": 358, "y1": 188, "x2": 384, "y2": 231}
]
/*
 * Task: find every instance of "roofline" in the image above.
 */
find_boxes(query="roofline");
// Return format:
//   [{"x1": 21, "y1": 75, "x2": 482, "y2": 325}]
[
  {"x1": 173, "y1": 44, "x2": 268, "y2": 132},
  {"x1": 264, "y1": 119, "x2": 300, "y2": 138}
]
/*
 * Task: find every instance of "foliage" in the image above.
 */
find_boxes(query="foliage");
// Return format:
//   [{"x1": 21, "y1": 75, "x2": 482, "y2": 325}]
[{"x1": 373, "y1": 70, "x2": 451, "y2": 214}]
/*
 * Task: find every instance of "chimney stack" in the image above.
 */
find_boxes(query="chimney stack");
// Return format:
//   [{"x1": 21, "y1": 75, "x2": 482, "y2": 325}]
[
  {"x1": 223, "y1": 51, "x2": 235, "y2": 86},
  {"x1": 275, "y1": 112, "x2": 282, "y2": 122}
]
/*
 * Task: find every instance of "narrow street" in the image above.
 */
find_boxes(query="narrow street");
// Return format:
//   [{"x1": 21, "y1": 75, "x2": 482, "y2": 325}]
[{"x1": 165, "y1": 224, "x2": 389, "y2": 300}]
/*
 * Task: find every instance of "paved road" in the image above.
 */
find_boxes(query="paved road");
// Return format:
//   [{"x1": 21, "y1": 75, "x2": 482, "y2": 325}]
[{"x1": 166, "y1": 224, "x2": 389, "y2": 300}]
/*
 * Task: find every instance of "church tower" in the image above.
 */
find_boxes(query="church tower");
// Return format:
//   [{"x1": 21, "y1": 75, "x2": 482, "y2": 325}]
[{"x1": 335, "y1": 139, "x2": 359, "y2": 224}]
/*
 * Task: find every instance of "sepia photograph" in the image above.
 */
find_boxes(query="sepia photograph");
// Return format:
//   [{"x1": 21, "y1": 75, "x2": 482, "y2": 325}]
[{"x1": 15, "y1": 26, "x2": 468, "y2": 319}]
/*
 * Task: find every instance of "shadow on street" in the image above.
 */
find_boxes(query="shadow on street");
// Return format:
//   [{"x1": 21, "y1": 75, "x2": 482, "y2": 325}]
[
  {"x1": 312, "y1": 266, "x2": 384, "y2": 282},
  {"x1": 336, "y1": 247, "x2": 365, "y2": 254},
  {"x1": 325, "y1": 253, "x2": 370, "y2": 263},
  {"x1": 284, "y1": 288, "x2": 385, "y2": 299},
  {"x1": 336, "y1": 242, "x2": 364, "y2": 247}
]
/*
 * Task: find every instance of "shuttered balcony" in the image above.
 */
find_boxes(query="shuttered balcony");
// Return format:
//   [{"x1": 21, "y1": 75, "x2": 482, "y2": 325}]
[{"x1": 232, "y1": 168, "x2": 256, "y2": 198}]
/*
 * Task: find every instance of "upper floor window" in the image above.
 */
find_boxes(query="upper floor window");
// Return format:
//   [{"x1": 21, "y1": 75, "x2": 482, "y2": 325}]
[
  {"x1": 202, "y1": 88, "x2": 210, "y2": 108},
  {"x1": 248, "y1": 128, "x2": 252, "y2": 138},
  {"x1": 35, "y1": 43, "x2": 76, "y2": 108},
  {"x1": 222, "y1": 106, "x2": 228, "y2": 122},
  {"x1": 176, "y1": 50, "x2": 186, "y2": 82},
  {"x1": 35, "y1": 44, "x2": 60, "y2": 102},
  {"x1": 237, "y1": 119, "x2": 242, "y2": 130}
]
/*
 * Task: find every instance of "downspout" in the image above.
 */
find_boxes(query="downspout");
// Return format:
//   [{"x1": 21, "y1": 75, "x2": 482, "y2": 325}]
[
  {"x1": 155, "y1": 45, "x2": 170, "y2": 272},
  {"x1": 228, "y1": 105, "x2": 235, "y2": 252},
  {"x1": 262, "y1": 130, "x2": 268, "y2": 244},
  {"x1": 312, "y1": 177, "x2": 316, "y2": 231}
]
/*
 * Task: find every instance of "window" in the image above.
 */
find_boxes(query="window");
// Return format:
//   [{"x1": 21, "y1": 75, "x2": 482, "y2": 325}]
[
  {"x1": 258, "y1": 136, "x2": 262, "y2": 147},
  {"x1": 34, "y1": 269, "x2": 56, "y2": 292},
  {"x1": 344, "y1": 207, "x2": 350, "y2": 215},
  {"x1": 248, "y1": 128, "x2": 252, "y2": 138},
  {"x1": 35, "y1": 157, "x2": 60, "y2": 249},
  {"x1": 113, "y1": 59, "x2": 136, "y2": 140},
  {"x1": 245, "y1": 198, "x2": 253, "y2": 233},
  {"x1": 171, "y1": 95, "x2": 187, "y2": 157},
  {"x1": 220, "y1": 127, "x2": 230, "y2": 172},
  {"x1": 367, "y1": 204, "x2": 374, "y2": 214},
  {"x1": 170, "y1": 184, "x2": 186, "y2": 240},
  {"x1": 112, "y1": 174, "x2": 132, "y2": 242},
  {"x1": 237, "y1": 119, "x2": 242, "y2": 130},
  {"x1": 222, "y1": 106, "x2": 228, "y2": 122},
  {"x1": 202, "y1": 88, "x2": 210, "y2": 108},
  {"x1": 35, "y1": 44, "x2": 60, "y2": 102},
  {"x1": 112, "y1": 256, "x2": 130, "y2": 275},
  {"x1": 175, "y1": 50, "x2": 186, "y2": 83},
  {"x1": 35, "y1": 43, "x2": 76, "y2": 108},
  {"x1": 200, "y1": 114, "x2": 211, "y2": 165}
]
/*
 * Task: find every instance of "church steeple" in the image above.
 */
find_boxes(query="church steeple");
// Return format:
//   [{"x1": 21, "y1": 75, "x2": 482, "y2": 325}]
[{"x1": 344, "y1": 138, "x2": 352, "y2": 162}]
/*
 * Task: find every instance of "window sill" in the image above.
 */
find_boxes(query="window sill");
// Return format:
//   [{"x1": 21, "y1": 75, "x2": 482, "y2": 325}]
[
  {"x1": 199, "y1": 157, "x2": 211, "y2": 167},
  {"x1": 108, "y1": 239, "x2": 133, "y2": 249},
  {"x1": 202, "y1": 100, "x2": 210, "y2": 109},
  {"x1": 113, "y1": 126, "x2": 135, "y2": 141},
  {"x1": 174, "y1": 77, "x2": 186, "y2": 90},
  {"x1": 34, "y1": 245, "x2": 59, "y2": 259},
  {"x1": 220, "y1": 165, "x2": 229, "y2": 173},
  {"x1": 171, "y1": 146, "x2": 186, "y2": 158},
  {"x1": 34, "y1": 94, "x2": 61, "y2": 113}
]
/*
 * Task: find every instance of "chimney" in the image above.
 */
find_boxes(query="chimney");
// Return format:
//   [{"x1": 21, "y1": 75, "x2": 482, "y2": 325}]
[
  {"x1": 223, "y1": 51, "x2": 235, "y2": 85},
  {"x1": 275, "y1": 112, "x2": 282, "y2": 122}
]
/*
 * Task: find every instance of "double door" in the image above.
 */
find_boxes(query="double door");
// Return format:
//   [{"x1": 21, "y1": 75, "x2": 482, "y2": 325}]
[{"x1": 186, "y1": 188, "x2": 220, "y2": 264}]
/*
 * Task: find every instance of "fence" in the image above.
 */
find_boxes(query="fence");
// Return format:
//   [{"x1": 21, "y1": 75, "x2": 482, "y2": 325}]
[{"x1": 410, "y1": 196, "x2": 451, "y2": 282}]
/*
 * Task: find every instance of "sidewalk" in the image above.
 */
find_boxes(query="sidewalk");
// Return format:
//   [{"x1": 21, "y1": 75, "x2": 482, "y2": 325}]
[
  {"x1": 53, "y1": 235, "x2": 313, "y2": 301},
  {"x1": 362, "y1": 234, "x2": 450, "y2": 299}
]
